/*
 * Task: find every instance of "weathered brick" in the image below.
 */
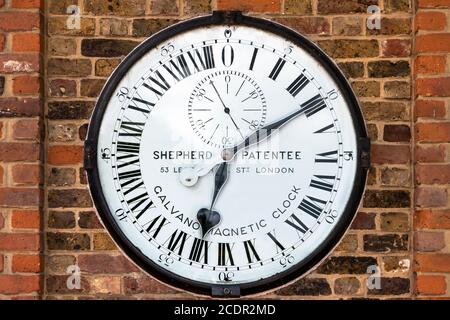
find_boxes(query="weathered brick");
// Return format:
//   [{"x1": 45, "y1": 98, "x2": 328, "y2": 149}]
[
  {"x1": 318, "y1": 40, "x2": 379, "y2": 58},
  {"x1": 48, "y1": 167, "x2": 76, "y2": 187},
  {"x1": 367, "y1": 167, "x2": 377, "y2": 185},
  {"x1": 78, "y1": 211, "x2": 103, "y2": 229},
  {"x1": 79, "y1": 124, "x2": 88, "y2": 141},
  {"x1": 364, "y1": 234, "x2": 409, "y2": 252},
  {"x1": 48, "y1": 101, "x2": 94, "y2": 120},
  {"x1": 48, "y1": 59, "x2": 92, "y2": 77},
  {"x1": 351, "y1": 81, "x2": 380, "y2": 97},
  {"x1": 416, "y1": 275, "x2": 447, "y2": 295},
  {"x1": 49, "y1": 124, "x2": 78, "y2": 143},
  {"x1": 46, "y1": 275, "x2": 90, "y2": 294},
  {"x1": 383, "y1": 256, "x2": 410, "y2": 272},
  {"x1": 334, "y1": 277, "x2": 360, "y2": 295},
  {"x1": 383, "y1": 124, "x2": 411, "y2": 142},
  {"x1": 416, "y1": 164, "x2": 450, "y2": 185},
  {"x1": 150, "y1": 0, "x2": 180, "y2": 15},
  {"x1": 93, "y1": 233, "x2": 117, "y2": 250},
  {"x1": 80, "y1": 79, "x2": 106, "y2": 98},
  {"x1": 368, "y1": 18, "x2": 411, "y2": 35},
  {"x1": 363, "y1": 190, "x2": 411, "y2": 208},
  {"x1": 380, "y1": 167, "x2": 410, "y2": 187},
  {"x1": 84, "y1": 0, "x2": 146, "y2": 16},
  {"x1": 48, "y1": 189, "x2": 93, "y2": 208},
  {"x1": 332, "y1": 17, "x2": 363, "y2": 36},
  {"x1": 49, "y1": 79, "x2": 77, "y2": 98},
  {"x1": 100, "y1": 18, "x2": 129, "y2": 36},
  {"x1": 91, "y1": 276, "x2": 121, "y2": 294},
  {"x1": 351, "y1": 212, "x2": 376, "y2": 229},
  {"x1": 368, "y1": 60, "x2": 410, "y2": 78},
  {"x1": 49, "y1": 0, "x2": 78, "y2": 14},
  {"x1": 132, "y1": 19, "x2": 179, "y2": 37},
  {"x1": 78, "y1": 254, "x2": 139, "y2": 274},
  {"x1": 382, "y1": 39, "x2": 411, "y2": 57},
  {"x1": 385, "y1": 0, "x2": 411, "y2": 12},
  {"x1": 47, "y1": 255, "x2": 76, "y2": 273},
  {"x1": 381, "y1": 212, "x2": 409, "y2": 232},
  {"x1": 384, "y1": 81, "x2": 410, "y2": 99},
  {"x1": 49, "y1": 38, "x2": 77, "y2": 56},
  {"x1": 95, "y1": 59, "x2": 121, "y2": 77},
  {"x1": 82, "y1": 39, "x2": 138, "y2": 57},
  {"x1": 0, "y1": 77, "x2": 4, "y2": 95},
  {"x1": 216, "y1": 0, "x2": 281, "y2": 12},
  {"x1": 12, "y1": 119, "x2": 40, "y2": 140},
  {"x1": 368, "y1": 277, "x2": 410, "y2": 295},
  {"x1": 317, "y1": 0, "x2": 377, "y2": 14},
  {"x1": 0, "y1": 188, "x2": 40, "y2": 207},
  {"x1": 362, "y1": 102, "x2": 409, "y2": 121},
  {"x1": 0, "y1": 54, "x2": 40, "y2": 73},
  {"x1": 416, "y1": 145, "x2": 446, "y2": 163},
  {"x1": 48, "y1": 17, "x2": 96, "y2": 36},
  {"x1": 285, "y1": 0, "x2": 311, "y2": 14},
  {"x1": 47, "y1": 232, "x2": 90, "y2": 251},
  {"x1": 0, "y1": 142, "x2": 39, "y2": 161},
  {"x1": 0, "y1": 98, "x2": 40, "y2": 117},
  {"x1": 367, "y1": 123, "x2": 378, "y2": 141},
  {"x1": 335, "y1": 234, "x2": 358, "y2": 252},
  {"x1": 124, "y1": 275, "x2": 179, "y2": 294},
  {"x1": 318, "y1": 256, "x2": 377, "y2": 274},
  {"x1": 415, "y1": 209, "x2": 450, "y2": 229},
  {"x1": 273, "y1": 17, "x2": 330, "y2": 35},
  {"x1": 276, "y1": 278, "x2": 331, "y2": 296},
  {"x1": 337, "y1": 62, "x2": 364, "y2": 79},
  {"x1": 48, "y1": 211, "x2": 76, "y2": 229}
]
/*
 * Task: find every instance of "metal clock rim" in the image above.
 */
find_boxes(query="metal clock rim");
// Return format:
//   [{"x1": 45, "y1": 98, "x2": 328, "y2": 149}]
[{"x1": 84, "y1": 11, "x2": 370, "y2": 297}]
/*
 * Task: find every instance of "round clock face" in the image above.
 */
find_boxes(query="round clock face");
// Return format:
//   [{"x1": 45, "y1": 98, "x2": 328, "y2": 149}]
[{"x1": 85, "y1": 13, "x2": 369, "y2": 296}]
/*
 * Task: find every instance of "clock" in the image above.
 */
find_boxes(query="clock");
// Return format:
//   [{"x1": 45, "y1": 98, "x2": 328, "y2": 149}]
[{"x1": 84, "y1": 11, "x2": 370, "y2": 297}]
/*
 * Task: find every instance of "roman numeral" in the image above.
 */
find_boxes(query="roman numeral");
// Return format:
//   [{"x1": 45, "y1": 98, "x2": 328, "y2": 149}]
[
  {"x1": 285, "y1": 214, "x2": 308, "y2": 234},
  {"x1": 269, "y1": 58, "x2": 286, "y2": 80},
  {"x1": 267, "y1": 230, "x2": 285, "y2": 253},
  {"x1": 164, "y1": 54, "x2": 192, "y2": 81},
  {"x1": 128, "y1": 93, "x2": 154, "y2": 114},
  {"x1": 298, "y1": 196, "x2": 327, "y2": 219},
  {"x1": 249, "y1": 48, "x2": 258, "y2": 71},
  {"x1": 143, "y1": 70, "x2": 170, "y2": 98},
  {"x1": 315, "y1": 150, "x2": 338, "y2": 163},
  {"x1": 218, "y1": 242, "x2": 235, "y2": 266},
  {"x1": 300, "y1": 94, "x2": 327, "y2": 117},
  {"x1": 141, "y1": 214, "x2": 167, "y2": 239},
  {"x1": 187, "y1": 46, "x2": 215, "y2": 72},
  {"x1": 118, "y1": 169, "x2": 141, "y2": 180},
  {"x1": 117, "y1": 141, "x2": 140, "y2": 155},
  {"x1": 119, "y1": 121, "x2": 144, "y2": 137},
  {"x1": 165, "y1": 230, "x2": 189, "y2": 256},
  {"x1": 243, "y1": 239, "x2": 261, "y2": 264},
  {"x1": 126, "y1": 191, "x2": 151, "y2": 212},
  {"x1": 189, "y1": 238, "x2": 209, "y2": 264},
  {"x1": 314, "y1": 123, "x2": 335, "y2": 134},
  {"x1": 286, "y1": 73, "x2": 309, "y2": 97},
  {"x1": 310, "y1": 175, "x2": 335, "y2": 192}
]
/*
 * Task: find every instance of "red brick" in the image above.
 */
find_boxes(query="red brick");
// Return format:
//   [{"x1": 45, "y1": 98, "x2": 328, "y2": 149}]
[
  {"x1": 416, "y1": 254, "x2": 450, "y2": 272},
  {"x1": 0, "y1": 212, "x2": 4, "y2": 229},
  {"x1": 13, "y1": 76, "x2": 40, "y2": 95},
  {"x1": 0, "y1": 12, "x2": 40, "y2": 31},
  {"x1": 11, "y1": 0, "x2": 42, "y2": 8},
  {"x1": 0, "y1": 188, "x2": 40, "y2": 206},
  {"x1": 216, "y1": 0, "x2": 281, "y2": 12},
  {"x1": 0, "y1": 233, "x2": 40, "y2": 250},
  {"x1": 416, "y1": 145, "x2": 446, "y2": 163},
  {"x1": 78, "y1": 254, "x2": 139, "y2": 274},
  {"x1": 416, "y1": 187, "x2": 448, "y2": 207},
  {"x1": 12, "y1": 164, "x2": 41, "y2": 185},
  {"x1": 0, "y1": 54, "x2": 40, "y2": 73},
  {"x1": 415, "y1": 11, "x2": 447, "y2": 30},
  {"x1": 12, "y1": 33, "x2": 40, "y2": 52},
  {"x1": 12, "y1": 254, "x2": 41, "y2": 273},
  {"x1": 0, "y1": 275, "x2": 40, "y2": 294},
  {"x1": 0, "y1": 0, "x2": 4, "y2": 8},
  {"x1": 48, "y1": 145, "x2": 83, "y2": 165},
  {"x1": 418, "y1": 0, "x2": 450, "y2": 8},
  {"x1": 416, "y1": 275, "x2": 447, "y2": 295},
  {"x1": 416, "y1": 77, "x2": 450, "y2": 97},
  {"x1": 415, "y1": 210, "x2": 450, "y2": 229},
  {"x1": 0, "y1": 33, "x2": 5, "y2": 51},
  {"x1": 415, "y1": 56, "x2": 446, "y2": 74},
  {"x1": 371, "y1": 144, "x2": 410, "y2": 164},
  {"x1": 415, "y1": 122, "x2": 450, "y2": 142},
  {"x1": 415, "y1": 231, "x2": 446, "y2": 251},
  {"x1": 415, "y1": 100, "x2": 446, "y2": 119},
  {"x1": 0, "y1": 142, "x2": 40, "y2": 161},
  {"x1": 416, "y1": 164, "x2": 450, "y2": 185},
  {"x1": 381, "y1": 39, "x2": 411, "y2": 57},
  {"x1": 416, "y1": 34, "x2": 450, "y2": 52},
  {"x1": 0, "y1": 254, "x2": 3, "y2": 272},
  {"x1": 0, "y1": 165, "x2": 3, "y2": 185},
  {"x1": 12, "y1": 119, "x2": 40, "y2": 140},
  {"x1": 11, "y1": 209, "x2": 40, "y2": 229}
]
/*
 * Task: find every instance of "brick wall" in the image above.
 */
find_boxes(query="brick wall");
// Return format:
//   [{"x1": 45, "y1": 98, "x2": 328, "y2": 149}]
[
  {"x1": 0, "y1": 0, "x2": 448, "y2": 299},
  {"x1": 0, "y1": 0, "x2": 44, "y2": 299},
  {"x1": 414, "y1": 0, "x2": 450, "y2": 298}
]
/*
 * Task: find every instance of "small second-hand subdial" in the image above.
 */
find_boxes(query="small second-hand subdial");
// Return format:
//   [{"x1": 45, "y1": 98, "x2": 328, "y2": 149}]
[{"x1": 188, "y1": 70, "x2": 267, "y2": 148}]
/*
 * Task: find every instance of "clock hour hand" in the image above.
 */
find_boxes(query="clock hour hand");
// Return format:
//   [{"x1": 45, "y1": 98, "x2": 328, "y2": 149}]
[{"x1": 196, "y1": 162, "x2": 229, "y2": 238}]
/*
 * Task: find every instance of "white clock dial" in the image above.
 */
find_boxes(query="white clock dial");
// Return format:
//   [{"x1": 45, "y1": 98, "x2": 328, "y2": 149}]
[{"x1": 86, "y1": 12, "x2": 369, "y2": 297}]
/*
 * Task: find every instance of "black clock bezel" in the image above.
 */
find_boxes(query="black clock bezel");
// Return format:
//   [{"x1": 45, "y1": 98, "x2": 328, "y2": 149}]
[{"x1": 85, "y1": 11, "x2": 370, "y2": 297}]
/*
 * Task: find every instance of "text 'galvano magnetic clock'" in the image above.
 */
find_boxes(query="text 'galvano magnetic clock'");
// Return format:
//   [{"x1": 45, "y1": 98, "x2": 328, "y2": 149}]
[{"x1": 84, "y1": 11, "x2": 370, "y2": 297}]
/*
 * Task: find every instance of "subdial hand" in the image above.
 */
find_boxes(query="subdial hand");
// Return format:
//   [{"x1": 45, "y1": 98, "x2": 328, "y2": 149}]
[{"x1": 196, "y1": 162, "x2": 229, "y2": 238}]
